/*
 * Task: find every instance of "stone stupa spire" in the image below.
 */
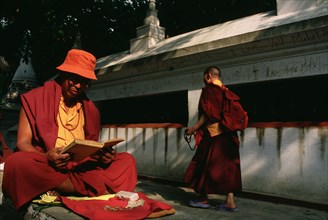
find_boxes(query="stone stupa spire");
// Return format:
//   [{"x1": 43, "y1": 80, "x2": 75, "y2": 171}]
[{"x1": 130, "y1": 0, "x2": 165, "y2": 53}]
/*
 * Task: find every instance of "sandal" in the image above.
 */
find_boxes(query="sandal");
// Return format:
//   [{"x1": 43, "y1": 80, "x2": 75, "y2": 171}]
[
  {"x1": 216, "y1": 204, "x2": 239, "y2": 212},
  {"x1": 188, "y1": 199, "x2": 210, "y2": 209}
]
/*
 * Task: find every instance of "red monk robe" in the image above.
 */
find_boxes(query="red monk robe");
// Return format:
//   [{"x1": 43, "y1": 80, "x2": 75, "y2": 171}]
[
  {"x1": 0, "y1": 132, "x2": 13, "y2": 163},
  {"x1": 2, "y1": 80, "x2": 137, "y2": 210},
  {"x1": 184, "y1": 83, "x2": 242, "y2": 195}
]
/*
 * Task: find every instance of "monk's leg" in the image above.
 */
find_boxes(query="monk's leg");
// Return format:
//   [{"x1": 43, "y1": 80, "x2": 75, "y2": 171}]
[
  {"x1": 54, "y1": 178, "x2": 75, "y2": 193},
  {"x1": 3, "y1": 152, "x2": 67, "y2": 210},
  {"x1": 71, "y1": 152, "x2": 137, "y2": 195},
  {"x1": 104, "y1": 152, "x2": 137, "y2": 192}
]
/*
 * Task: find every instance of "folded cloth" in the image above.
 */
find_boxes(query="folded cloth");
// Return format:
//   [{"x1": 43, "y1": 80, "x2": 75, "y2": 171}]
[
  {"x1": 32, "y1": 192, "x2": 116, "y2": 205},
  {"x1": 60, "y1": 192, "x2": 176, "y2": 220},
  {"x1": 32, "y1": 192, "x2": 61, "y2": 205},
  {"x1": 0, "y1": 162, "x2": 4, "y2": 171},
  {"x1": 0, "y1": 166, "x2": 3, "y2": 205}
]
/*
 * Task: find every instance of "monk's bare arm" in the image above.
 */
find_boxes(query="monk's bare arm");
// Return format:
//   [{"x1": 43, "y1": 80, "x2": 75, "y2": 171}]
[
  {"x1": 16, "y1": 107, "x2": 43, "y2": 154},
  {"x1": 16, "y1": 107, "x2": 71, "y2": 168},
  {"x1": 185, "y1": 114, "x2": 208, "y2": 135}
]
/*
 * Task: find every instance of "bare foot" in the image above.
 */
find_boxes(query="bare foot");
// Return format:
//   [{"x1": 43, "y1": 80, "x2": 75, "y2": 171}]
[{"x1": 46, "y1": 190, "x2": 60, "y2": 197}]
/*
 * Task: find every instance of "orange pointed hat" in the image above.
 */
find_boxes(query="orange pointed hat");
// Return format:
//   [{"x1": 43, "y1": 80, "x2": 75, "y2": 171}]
[{"x1": 56, "y1": 49, "x2": 97, "y2": 80}]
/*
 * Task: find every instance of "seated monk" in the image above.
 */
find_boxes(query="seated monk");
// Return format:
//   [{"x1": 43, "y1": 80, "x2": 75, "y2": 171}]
[{"x1": 2, "y1": 49, "x2": 137, "y2": 212}]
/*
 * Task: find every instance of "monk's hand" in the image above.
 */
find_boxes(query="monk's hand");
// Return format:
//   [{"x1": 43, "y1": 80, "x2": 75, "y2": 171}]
[
  {"x1": 185, "y1": 127, "x2": 196, "y2": 135},
  {"x1": 46, "y1": 147, "x2": 71, "y2": 171},
  {"x1": 92, "y1": 147, "x2": 116, "y2": 164}
]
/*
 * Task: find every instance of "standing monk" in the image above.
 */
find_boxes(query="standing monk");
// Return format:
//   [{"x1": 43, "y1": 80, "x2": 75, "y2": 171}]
[
  {"x1": 184, "y1": 66, "x2": 242, "y2": 212},
  {"x1": 2, "y1": 49, "x2": 137, "y2": 212}
]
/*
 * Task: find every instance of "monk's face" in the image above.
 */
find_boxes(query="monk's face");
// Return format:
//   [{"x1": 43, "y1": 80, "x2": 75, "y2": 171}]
[{"x1": 61, "y1": 73, "x2": 90, "y2": 99}]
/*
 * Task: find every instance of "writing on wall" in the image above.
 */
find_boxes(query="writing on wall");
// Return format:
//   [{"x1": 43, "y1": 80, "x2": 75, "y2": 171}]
[
  {"x1": 89, "y1": 52, "x2": 327, "y2": 101},
  {"x1": 222, "y1": 52, "x2": 328, "y2": 84}
]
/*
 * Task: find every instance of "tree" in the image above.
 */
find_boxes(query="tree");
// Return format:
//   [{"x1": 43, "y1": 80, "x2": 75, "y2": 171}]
[
  {"x1": 0, "y1": 0, "x2": 150, "y2": 85},
  {"x1": 0, "y1": 0, "x2": 276, "y2": 92},
  {"x1": 157, "y1": 0, "x2": 276, "y2": 37}
]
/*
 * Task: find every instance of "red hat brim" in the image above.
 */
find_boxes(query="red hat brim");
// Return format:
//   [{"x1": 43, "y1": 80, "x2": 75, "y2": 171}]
[{"x1": 56, "y1": 49, "x2": 97, "y2": 80}]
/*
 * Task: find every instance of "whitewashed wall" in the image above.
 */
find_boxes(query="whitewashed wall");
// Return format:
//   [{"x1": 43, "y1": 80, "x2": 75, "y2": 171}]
[
  {"x1": 100, "y1": 127, "x2": 191, "y2": 180},
  {"x1": 98, "y1": 86, "x2": 328, "y2": 205},
  {"x1": 99, "y1": 123, "x2": 328, "y2": 204},
  {"x1": 241, "y1": 127, "x2": 328, "y2": 204},
  {"x1": 93, "y1": 27, "x2": 328, "y2": 205},
  {"x1": 89, "y1": 48, "x2": 328, "y2": 101}
]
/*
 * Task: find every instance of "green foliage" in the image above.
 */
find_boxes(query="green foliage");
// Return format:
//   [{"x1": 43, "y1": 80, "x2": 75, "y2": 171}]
[
  {"x1": 0, "y1": 0, "x2": 276, "y2": 87},
  {"x1": 156, "y1": 0, "x2": 276, "y2": 37}
]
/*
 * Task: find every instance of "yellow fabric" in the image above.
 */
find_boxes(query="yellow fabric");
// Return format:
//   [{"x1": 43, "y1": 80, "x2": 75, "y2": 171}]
[
  {"x1": 146, "y1": 208, "x2": 176, "y2": 219},
  {"x1": 32, "y1": 192, "x2": 61, "y2": 205},
  {"x1": 206, "y1": 79, "x2": 224, "y2": 137},
  {"x1": 32, "y1": 193, "x2": 115, "y2": 205},
  {"x1": 212, "y1": 79, "x2": 223, "y2": 87},
  {"x1": 55, "y1": 96, "x2": 85, "y2": 148},
  {"x1": 66, "y1": 194, "x2": 115, "y2": 201},
  {"x1": 206, "y1": 122, "x2": 223, "y2": 137}
]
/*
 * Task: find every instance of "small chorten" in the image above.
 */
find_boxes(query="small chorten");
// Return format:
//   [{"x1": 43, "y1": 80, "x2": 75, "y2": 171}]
[{"x1": 0, "y1": 57, "x2": 39, "y2": 110}]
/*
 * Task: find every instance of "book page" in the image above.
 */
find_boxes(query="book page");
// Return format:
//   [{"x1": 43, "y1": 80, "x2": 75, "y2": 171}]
[
  {"x1": 60, "y1": 139, "x2": 103, "y2": 162},
  {"x1": 103, "y1": 138, "x2": 124, "y2": 148},
  {"x1": 60, "y1": 138, "x2": 124, "y2": 162}
]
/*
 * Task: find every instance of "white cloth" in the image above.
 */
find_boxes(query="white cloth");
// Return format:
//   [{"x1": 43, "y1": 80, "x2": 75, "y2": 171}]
[
  {"x1": 0, "y1": 162, "x2": 4, "y2": 171},
  {"x1": 0, "y1": 163, "x2": 4, "y2": 205}
]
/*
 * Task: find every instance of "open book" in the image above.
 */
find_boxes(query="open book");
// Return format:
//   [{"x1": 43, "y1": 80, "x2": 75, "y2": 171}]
[{"x1": 60, "y1": 138, "x2": 124, "y2": 162}]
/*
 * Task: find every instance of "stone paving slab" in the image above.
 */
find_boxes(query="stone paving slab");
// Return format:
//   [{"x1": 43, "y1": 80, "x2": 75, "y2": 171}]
[
  {"x1": 135, "y1": 180, "x2": 328, "y2": 220},
  {"x1": 1, "y1": 179, "x2": 328, "y2": 220}
]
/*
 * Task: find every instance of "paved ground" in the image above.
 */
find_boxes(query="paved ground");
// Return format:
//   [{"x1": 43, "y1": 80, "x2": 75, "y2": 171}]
[
  {"x1": 135, "y1": 179, "x2": 328, "y2": 220},
  {"x1": 1, "y1": 178, "x2": 328, "y2": 220}
]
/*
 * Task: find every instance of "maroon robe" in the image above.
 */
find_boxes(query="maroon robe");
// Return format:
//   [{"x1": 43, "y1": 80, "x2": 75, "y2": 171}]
[
  {"x1": 0, "y1": 132, "x2": 13, "y2": 163},
  {"x1": 184, "y1": 84, "x2": 242, "y2": 195},
  {"x1": 2, "y1": 80, "x2": 137, "y2": 210}
]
